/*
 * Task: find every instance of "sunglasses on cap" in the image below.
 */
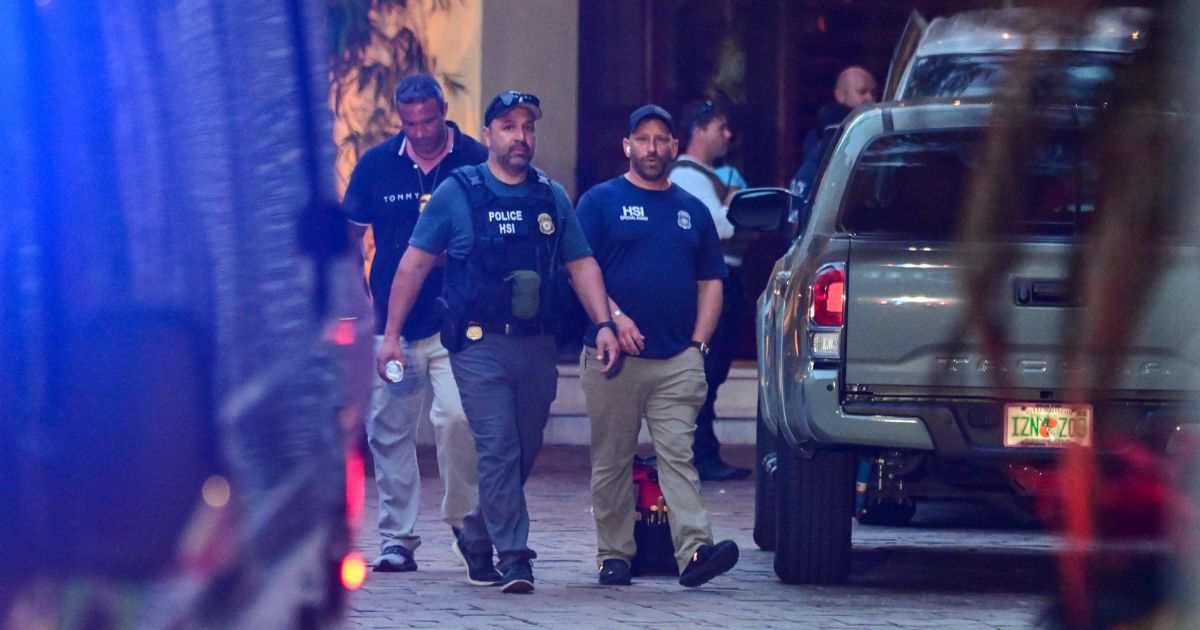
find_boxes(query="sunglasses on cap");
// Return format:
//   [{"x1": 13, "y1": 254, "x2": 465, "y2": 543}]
[
  {"x1": 688, "y1": 100, "x2": 717, "y2": 132},
  {"x1": 485, "y1": 91, "x2": 543, "y2": 125},
  {"x1": 498, "y1": 91, "x2": 540, "y2": 108}
]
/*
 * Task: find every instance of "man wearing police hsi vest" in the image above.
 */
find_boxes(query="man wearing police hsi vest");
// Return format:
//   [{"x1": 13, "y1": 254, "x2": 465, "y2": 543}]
[
  {"x1": 578, "y1": 105, "x2": 739, "y2": 589},
  {"x1": 377, "y1": 91, "x2": 620, "y2": 594}
]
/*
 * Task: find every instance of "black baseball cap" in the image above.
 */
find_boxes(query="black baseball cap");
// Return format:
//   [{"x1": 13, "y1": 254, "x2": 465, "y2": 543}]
[
  {"x1": 484, "y1": 91, "x2": 542, "y2": 126},
  {"x1": 628, "y1": 104, "x2": 673, "y2": 135}
]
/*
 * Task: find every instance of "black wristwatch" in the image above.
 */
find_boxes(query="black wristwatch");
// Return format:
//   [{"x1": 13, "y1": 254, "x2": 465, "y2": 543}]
[
  {"x1": 594, "y1": 321, "x2": 617, "y2": 336},
  {"x1": 689, "y1": 340, "x2": 710, "y2": 357}
]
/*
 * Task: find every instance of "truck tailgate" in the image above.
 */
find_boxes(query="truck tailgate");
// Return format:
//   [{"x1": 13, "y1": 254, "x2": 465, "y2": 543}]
[{"x1": 843, "y1": 239, "x2": 1200, "y2": 396}]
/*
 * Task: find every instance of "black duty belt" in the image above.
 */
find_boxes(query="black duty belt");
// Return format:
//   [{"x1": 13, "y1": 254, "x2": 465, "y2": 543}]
[{"x1": 473, "y1": 321, "x2": 551, "y2": 337}]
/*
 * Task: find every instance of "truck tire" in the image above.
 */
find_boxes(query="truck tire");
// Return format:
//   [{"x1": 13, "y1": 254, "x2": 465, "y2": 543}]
[
  {"x1": 773, "y1": 431, "x2": 855, "y2": 584},
  {"x1": 753, "y1": 405, "x2": 777, "y2": 551}
]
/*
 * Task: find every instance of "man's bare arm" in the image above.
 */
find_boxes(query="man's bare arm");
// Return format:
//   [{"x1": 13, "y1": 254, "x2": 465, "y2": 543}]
[
  {"x1": 566, "y1": 256, "x2": 612, "y2": 326},
  {"x1": 565, "y1": 256, "x2": 621, "y2": 372},
  {"x1": 375, "y1": 246, "x2": 439, "y2": 380},
  {"x1": 382, "y1": 246, "x2": 439, "y2": 341},
  {"x1": 691, "y1": 279, "x2": 723, "y2": 344},
  {"x1": 349, "y1": 223, "x2": 369, "y2": 264}
]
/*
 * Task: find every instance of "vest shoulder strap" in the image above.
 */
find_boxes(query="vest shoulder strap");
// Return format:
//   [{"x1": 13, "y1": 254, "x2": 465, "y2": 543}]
[
  {"x1": 451, "y1": 163, "x2": 493, "y2": 210},
  {"x1": 451, "y1": 164, "x2": 559, "y2": 219},
  {"x1": 528, "y1": 167, "x2": 557, "y2": 204},
  {"x1": 669, "y1": 160, "x2": 728, "y2": 202}
]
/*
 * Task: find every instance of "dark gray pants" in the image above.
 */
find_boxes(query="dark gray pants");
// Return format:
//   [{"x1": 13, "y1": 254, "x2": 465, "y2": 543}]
[{"x1": 450, "y1": 334, "x2": 558, "y2": 571}]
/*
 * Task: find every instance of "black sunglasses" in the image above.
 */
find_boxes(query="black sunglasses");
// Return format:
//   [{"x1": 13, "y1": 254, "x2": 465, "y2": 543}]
[{"x1": 498, "y1": 91, "x2": 540, "y2": 108}]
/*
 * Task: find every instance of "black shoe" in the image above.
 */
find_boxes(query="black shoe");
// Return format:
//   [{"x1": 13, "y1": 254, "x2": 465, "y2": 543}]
[
  {"x1": 500, "y1": 559, "x2": 535, "y2": 594},
  {"x1": 679, "y1": 540, "x2": 739, "y2": 587},
  {"x1": 695, "y1": 458, "x2": 752, "y2": 481},
  {"x1": 373, "y1": 545, "x2": 417, "y2": 572},
  {"x1": 598, "y1": 559, "x2": 632, "y2": 586},
  {"x1": 452, "y1": 539, "x2": 502, "y2": 586}
]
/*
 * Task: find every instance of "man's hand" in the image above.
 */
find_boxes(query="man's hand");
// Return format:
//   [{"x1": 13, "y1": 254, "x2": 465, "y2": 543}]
[
  {"x1": 614, "y1": 312, "x2": 646, "y2": 356},
  {"x1": 594, "y1": 327, "x2": 620, "y2": 374},
  {"x1": 376, "y1": 336, "x2": 406, "y2": 383}
]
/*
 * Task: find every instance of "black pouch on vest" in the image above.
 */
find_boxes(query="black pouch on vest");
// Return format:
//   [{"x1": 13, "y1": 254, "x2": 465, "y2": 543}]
[
  {"x1": 440, "y1": 318, "x2": 464, "y2": 353},
  {"x1": 506, "y1": 270, "x2": 541, "y2": 319},
  {"x1": 438, "y1": 297, "x2": 466, "y2": 353}
]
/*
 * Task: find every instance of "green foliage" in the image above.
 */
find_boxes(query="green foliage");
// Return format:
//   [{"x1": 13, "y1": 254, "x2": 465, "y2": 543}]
[{"x1": 327, "y1": 0, "x2": 407, "y2": 74}]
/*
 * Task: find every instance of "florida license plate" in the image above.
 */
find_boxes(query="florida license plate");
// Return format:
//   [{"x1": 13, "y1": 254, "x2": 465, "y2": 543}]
[{"x1": 1003, "y1": 403, "x2": 1093, "y2": 448}]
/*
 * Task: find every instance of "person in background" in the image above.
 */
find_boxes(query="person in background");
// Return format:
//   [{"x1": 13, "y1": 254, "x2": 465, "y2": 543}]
[
  {"x1": 792, "y1": 66, "x2": 877, "y2": 203},
  {"x1": 343, "y1": 73, "x2": 487, "y2": 574},
  {"x1": 578, "y1": 104, "x2": 740, "y2": 588},
  {"x1": 668, "y1": 99, "x2": 752, "y2": 482}
]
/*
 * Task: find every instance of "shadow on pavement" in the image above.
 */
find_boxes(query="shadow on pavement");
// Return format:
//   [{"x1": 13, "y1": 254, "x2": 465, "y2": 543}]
[{"x1": 848, "y1": 546, "x2": 1053, "y2": 594}]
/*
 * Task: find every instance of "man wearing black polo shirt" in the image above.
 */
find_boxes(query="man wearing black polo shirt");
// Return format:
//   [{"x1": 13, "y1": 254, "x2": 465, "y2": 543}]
[
  {"x1": 577, "y1": 105, "x2": 739, "y2": 588},
  {"x1": 344, "y1": 74, "x2": 487, "y2": 573}
]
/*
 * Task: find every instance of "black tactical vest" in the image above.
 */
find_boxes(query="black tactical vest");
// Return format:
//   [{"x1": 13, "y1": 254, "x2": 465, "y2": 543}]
[{"x1": 441, "y1": 164, "x2": 567, "y2": 328}]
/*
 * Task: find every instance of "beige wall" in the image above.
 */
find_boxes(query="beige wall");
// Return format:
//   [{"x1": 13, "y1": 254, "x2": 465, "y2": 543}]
[{"x1": 481, "y1": 0, "x2": 580, "y2": 197}]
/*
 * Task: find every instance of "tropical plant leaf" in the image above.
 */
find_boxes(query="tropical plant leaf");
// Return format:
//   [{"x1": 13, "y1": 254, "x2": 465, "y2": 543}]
[{"x1": 441, "y1": 71, "x2": 466, "y2": 98}]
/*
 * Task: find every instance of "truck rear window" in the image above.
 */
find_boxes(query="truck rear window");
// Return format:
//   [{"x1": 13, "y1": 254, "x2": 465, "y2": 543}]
[
  {"x1": 840, "y1": 129, "x2": 1097, "y2": 239},
  {"x1": 904, "y1": 52, "x2": 1127, "y2": 103}
]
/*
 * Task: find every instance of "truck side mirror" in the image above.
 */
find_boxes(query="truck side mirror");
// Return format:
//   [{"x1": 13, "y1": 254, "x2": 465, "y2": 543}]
[{"x1": 728, "y1": 187, "x2": 792, "y2": 232}]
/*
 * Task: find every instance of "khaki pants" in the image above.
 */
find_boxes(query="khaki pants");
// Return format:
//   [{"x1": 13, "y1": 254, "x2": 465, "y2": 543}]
[
  {"x1": 368, "y1": 334, "x2": 478, "y2": 553},
  {"x1": 580, "y1": 347, "x2": 713, "y2": 573}
]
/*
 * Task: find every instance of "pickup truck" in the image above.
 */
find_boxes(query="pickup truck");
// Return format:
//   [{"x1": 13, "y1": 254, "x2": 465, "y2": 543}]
[{"x1": 731, "y1": 99, "x2": 1200, "y2": 584}]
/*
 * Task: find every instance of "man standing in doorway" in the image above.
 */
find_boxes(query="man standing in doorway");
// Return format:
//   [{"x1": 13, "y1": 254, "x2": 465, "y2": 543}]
[
  {"x1": 668, "y1": 100, "x2": 751, "y2": 482},
  {"x1": 579, "y1": 104, "x2": 740, "y2": 588},
  {"x1": 344, "y1": 74, "x2": 487, "y2": 573},
  {"x1": 377, "y1": 91, "x2": 621, "y2": 594},
  {"x1": 793, "y1": 66, "x2": 877, "y2": 202}
]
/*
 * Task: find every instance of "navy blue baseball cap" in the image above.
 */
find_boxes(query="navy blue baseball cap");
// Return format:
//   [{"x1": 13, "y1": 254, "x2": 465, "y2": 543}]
[
  {"x1": 484, "y1": 91, "x2": 543, "y2": 126},
  {"x1": 628, "y1": 104, "x2": 674, "y2": 135}
]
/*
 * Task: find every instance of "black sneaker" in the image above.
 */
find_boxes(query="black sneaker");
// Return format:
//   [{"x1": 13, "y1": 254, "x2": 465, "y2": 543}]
[
  {"x1": 500, "y1": 559, "x2": 535, "y2": 594},
  {"x1": 373, "y1": 545, "x2": 417, "y2": 572},
  {"x1": 598, "y1": 559, "x2": 632, "y2": 586},
  {"x1": 695, "y1": 458, "x2": 752, "y2": 481},
  {"x1": 451, "y1": 539, "x2": 502, "y2": 586},
  {"x1": 678, "y1": 540, "x2": 739, "y2": 587}
]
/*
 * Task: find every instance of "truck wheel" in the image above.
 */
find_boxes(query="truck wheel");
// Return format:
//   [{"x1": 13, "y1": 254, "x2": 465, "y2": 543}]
[
  {"x1": 855, "y1": 499, "x2": 916, "y2": 526},
  {"x1": 773, "y1": 431, "x2": 855, "y2": 584},
  {"x1": 753, "y1": 405, "x2": 777, "y2": 551}
]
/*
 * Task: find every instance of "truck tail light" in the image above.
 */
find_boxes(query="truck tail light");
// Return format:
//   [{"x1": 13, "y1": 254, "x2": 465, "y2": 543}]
[
  {"x1": 811, "y1": 266, "x2": 845, "y2": 326},
  {"x1": 809, "y1": 264, "x2": 845, "y2": 361}
]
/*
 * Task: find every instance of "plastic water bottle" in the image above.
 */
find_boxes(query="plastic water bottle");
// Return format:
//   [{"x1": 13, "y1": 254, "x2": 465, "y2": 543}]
[{"x1": 384, "y1": 360, "x2": 405, "y2": 383}]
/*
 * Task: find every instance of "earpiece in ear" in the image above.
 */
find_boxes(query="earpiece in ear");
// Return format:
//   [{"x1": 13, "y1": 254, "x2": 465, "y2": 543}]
[{"x1": 625, "y1": 146, "x2": 631, "y2": 156}]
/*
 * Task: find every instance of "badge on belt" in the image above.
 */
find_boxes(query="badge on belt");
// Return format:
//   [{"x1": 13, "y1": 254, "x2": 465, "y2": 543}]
[{"x1": 465, "y1": 324, "x2": 484, "y2": 341}]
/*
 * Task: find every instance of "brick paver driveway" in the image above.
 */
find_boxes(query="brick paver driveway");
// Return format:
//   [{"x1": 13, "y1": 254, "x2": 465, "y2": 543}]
[{"x1": 346, "y1": 445, "x2": 1051, "y2": 628}]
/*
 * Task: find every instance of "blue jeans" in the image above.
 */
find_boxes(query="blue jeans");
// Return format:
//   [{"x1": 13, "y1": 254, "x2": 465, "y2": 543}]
[{"x1": 694, "y1": 266, "x2": 745, "y2": 463}]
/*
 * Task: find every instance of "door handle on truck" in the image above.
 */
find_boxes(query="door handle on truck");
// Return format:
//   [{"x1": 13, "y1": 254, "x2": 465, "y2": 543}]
[{"x1": 1014, "y1": 279, "x2": 1077, "y2": 306}]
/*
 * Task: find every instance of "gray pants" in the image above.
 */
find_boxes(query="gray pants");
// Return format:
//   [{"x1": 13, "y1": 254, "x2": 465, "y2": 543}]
[{"x1": 450, "y1": 334, "x2": 558, "y2": 571}]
